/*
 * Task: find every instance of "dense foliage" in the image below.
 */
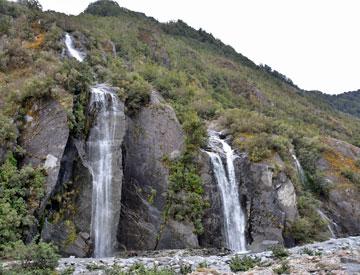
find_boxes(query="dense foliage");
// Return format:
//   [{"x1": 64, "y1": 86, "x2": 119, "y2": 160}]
[{"x1": 1, "y1": 0, "x2": 360, "y2": 260}]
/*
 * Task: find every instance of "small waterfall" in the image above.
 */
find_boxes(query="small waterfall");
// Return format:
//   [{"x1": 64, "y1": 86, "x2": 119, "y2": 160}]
[
  {"x1": 205, "y1": 131, "x2": 246, "y2": 252},
  {"x1": 87, "y1": 84, "x2": 123, "y2": 258},
  {"x1": 317, "y1": 209, "x2": 337, "y2": 238},
  {"x1": 292, "y1": 154, "x2": 306, "y2": 184},
  {"x1": 65, "y1": 33, "x2": 85, "y2": 62}
]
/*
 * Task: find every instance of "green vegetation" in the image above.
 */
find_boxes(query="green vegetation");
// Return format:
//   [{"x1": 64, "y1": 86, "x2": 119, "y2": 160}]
[
  {"x1": 1, "y1": 0, "x2": 360, "y2": 255},
  {"x1": 301, "y1": 247, "x2": 322, "y2": 256},
  {"x1": 341, "y1": 169, "x2": 360, "y2": 187},
  {"x1": 273, "y1": 261, "x2": 290, "y2": 274},
  {"x1": 179, "y1": 264, "x2": 192, "y2": 274},
  {"x1": 0, "y1": 153, "x2": 45, "y2": 252},
  {"x1": 127, "y1": 263, "x2": 174, "y2": 275},
  {"x1": 270, "y1": 245, "x2": 289, "y2": 259},
  {"x1": 3, "y1": 240, "x2": 60, "y2": 274},
  {"x1": 288, "y1": 194, "x2": 328, "y2": 244},
  {"x1": 229, "y1": 255, "x2": 261, "y2": 272}
]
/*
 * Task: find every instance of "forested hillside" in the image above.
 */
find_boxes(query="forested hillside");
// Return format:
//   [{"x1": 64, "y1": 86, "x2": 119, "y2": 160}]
[{"x1": 0, "y1": 0, "x2": 360, "y2": 273}]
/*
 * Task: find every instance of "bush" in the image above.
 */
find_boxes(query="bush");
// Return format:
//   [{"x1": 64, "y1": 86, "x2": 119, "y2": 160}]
[
  {"x1": 273, "y1": 261, "x2": 290, "y2": 274},
  {"x1": 0, "y1": 115, "x2": 17, "y2": 146},
  {"x1": 271, "y1": 245, "x2": 289, "y2": 259},
  {"x1": 4, "y1": 241, "x2": 59, "y2": 271},
  {"x1": 229, "y1": 255, "x2": 260, "y2": 272},
  {"x1": 124, "y1": 74, "x2": 151, "y2": 115},
  {"x1": 341, "y1": 169, "x2": 360, "y2": 186},
  {"x1": 0, "y1": 154, "x2": 45, "y2": 250},
  {"x1": 127, "y1": 263, "x2": 174, "y2": 275},
  {"x1": 179, "y1": 264, "x2": 192, "y2": 274}
]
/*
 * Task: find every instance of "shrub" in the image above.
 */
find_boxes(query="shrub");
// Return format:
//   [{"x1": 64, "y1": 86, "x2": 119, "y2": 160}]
[
  {"x1": 124, "y1": 74, "x2": 151, "y2": 115},
  {"x1": 341, "y1": 169, "x2": 360, "y2": 186},
  {"x1": 229, "y1": 255, "x2": 260, "y2": 272},
  {"x1": 0, "y1": 154, "x2": 45, "y2": 250},
  {"x1": 198, "y1": 261, "x2": 208, "y2": 268},
  {"x1": 273, "y1": 261, "x2": 290, "y2": 274},
  {"x1": 179, "y1": 264, "x2": 192, "y2": 274},
  {"x1": 0, "y1": 114, "x2": 17, "y2": 145},
  {"x1": 271, "y1": 245, "x2": 289, "y2": 259},
  {"x1": 5, "y1": 241, "x2": 59, "y2": 270},
  {"x1": 128, "y1": 263, "x2": 174, "y2": 275}
]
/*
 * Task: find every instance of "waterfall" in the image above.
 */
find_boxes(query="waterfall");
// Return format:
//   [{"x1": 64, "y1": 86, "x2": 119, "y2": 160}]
[
  {"x1": 87, "y1": 84, "x2": 123, "y2": 258},
  {"x1": 65, "y1": 33, "x2": 85, "y2": 62},
  {"x1": 317, "y1": 209, "x2": 337, "y2": 238},
  {"x1": 292, "y1": 154, "x2": 306, "y2": 185},
  {"x1": 205, "y1": 131, "x2": 246, "y2": 252}
]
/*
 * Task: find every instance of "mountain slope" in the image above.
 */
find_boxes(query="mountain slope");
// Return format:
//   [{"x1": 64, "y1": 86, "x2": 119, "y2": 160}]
[{"x1": 0, "y1": 0, "x2": 359, "y2": 262}]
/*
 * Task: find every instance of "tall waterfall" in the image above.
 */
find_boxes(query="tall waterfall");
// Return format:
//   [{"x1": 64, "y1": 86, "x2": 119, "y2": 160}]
[
  {"x1": 205, "y1": 131, "x2": 246, "y2": 251},
  {"x1": 292, "y1": 154, "x2": 306, "y2": 185},
  {"x1": 87, "y1": 85, "x2": 123, "y2": 258},
  {"x1": 65, "y1": 33, "x2": 85, "y2": 62}
]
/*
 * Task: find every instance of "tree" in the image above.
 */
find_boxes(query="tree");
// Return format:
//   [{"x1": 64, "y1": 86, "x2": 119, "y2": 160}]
[{"x1": 18, "y1": 0, "x2": 42, "y2": 11}]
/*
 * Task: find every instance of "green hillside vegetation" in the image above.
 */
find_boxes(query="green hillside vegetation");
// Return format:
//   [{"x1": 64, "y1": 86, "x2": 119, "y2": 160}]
[{"x1": 1, "y1": 0, "x2": 360, "y2": 267}]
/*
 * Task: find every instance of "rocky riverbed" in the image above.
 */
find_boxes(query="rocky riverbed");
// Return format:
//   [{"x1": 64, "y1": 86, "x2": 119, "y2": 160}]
[{"x1": 57, "y1": 236, "x2": 360, "y2": 274}]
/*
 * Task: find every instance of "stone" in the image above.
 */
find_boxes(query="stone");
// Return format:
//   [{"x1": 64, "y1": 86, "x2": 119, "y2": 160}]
[{"x1": 119, "y1": 91, "x2": 198, "y2": 250}]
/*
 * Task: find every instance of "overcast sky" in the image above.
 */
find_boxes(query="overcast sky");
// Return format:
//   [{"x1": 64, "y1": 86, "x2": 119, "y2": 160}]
[{"x1": 22, "y1": 0, "x2": 360, "y2": 94}]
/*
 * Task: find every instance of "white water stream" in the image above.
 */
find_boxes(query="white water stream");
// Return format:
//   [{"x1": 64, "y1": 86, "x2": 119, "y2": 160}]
[
  {"x1": 65, "y1": 33, "x2": 85, "y2": 62},
  {"x1": 87, "y1": 85, "x2": 122, "y2": 257},
  {"x1": 292, "y1": 154, "x2": 337, "y2": 238},
  {"x1": 205, "y1": 131, "x2": 246, "y2": 251}
]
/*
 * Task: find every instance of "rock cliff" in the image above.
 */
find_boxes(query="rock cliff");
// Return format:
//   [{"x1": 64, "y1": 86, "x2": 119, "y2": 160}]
[{"x1": 118, "y1": 91, "x2": 198, "y2": 250}]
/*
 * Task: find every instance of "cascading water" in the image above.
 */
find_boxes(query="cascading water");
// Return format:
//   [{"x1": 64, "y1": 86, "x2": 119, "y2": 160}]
[
  {"x1": 205, "y1": 131, "x2": 246, "y2": 251},
  {"x1": 317, "y1": 209, "x2": 337, "y2": 238},
  {"x1": 87, "y1": 85, "x2": 123, "y2": 257},
  {"x1": 65, "y1": 33, "x2": 85, "y2": 62},
  {"x1": 292, "y1": 154, "x2": 306, "y2": 185},
  {"x1": 292, "y1": 154, "x2": 337, "y2": 238}
]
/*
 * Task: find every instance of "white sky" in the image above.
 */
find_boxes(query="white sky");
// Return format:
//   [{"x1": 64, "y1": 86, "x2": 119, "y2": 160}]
[{"x1": 18, "y1": 0, "x2": 360, "y2": 94}]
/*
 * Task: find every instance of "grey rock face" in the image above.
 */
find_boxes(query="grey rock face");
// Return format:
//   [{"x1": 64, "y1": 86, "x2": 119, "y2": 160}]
[
  {"x1": 316, "y1": 137, "x2": 360, "y2": 236},
  {"x1": 198, "y1": 151, "x2": 225, "y2": 248},
  {"x1": 118, "y1": 91, "x2": 198, "y2": 250},
  {"x1": 198, "y1": 134, "x2": 298, "y2": 252},
  {"x1": 244, "y1": 158, "x2": 298, "y2": 251},
  {"x1": 41, "y1": 138, "x2": 93, "y2": 257},
  {"x1": 19, "y1": 98, "x2": 69, "y2": 213}
]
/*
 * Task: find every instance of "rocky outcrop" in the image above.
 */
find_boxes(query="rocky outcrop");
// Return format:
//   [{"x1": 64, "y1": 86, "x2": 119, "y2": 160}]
[
  {"x1": 41, "y1": 138, "x2": 93, "y2": 257},
  {"x1": 19, "y1": 97, "x2": 70, "y2": 213},
  {"x1": 317, "y1": 137, "x2": 360, "y2": 236},
  {"x1": 198, "y1": 152, "x2": 225, "y2": 248},
  {"x1": 42, "y1": 88, "x2": 127, "y2": 257},
  {"x1": 118, "y1": 91, "x2": 198, "y2": 250},
  {"x1": 242, "y1": 154, "x2": 298, "y2": 251},
  {"x1": 198, "y1": 132, "x2": 298, "y2": 252}
]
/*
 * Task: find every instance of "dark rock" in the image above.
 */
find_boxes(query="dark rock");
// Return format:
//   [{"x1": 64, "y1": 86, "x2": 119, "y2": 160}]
[
  {"x1": 19, "y1": 97, "x2": 69, "y2": 214},
  {"x1": 119, "y1": 91, "x2": 198, "y2": 250},
  {"x1": 198, "y1": 151, "x2": 225, "y2": 248}
]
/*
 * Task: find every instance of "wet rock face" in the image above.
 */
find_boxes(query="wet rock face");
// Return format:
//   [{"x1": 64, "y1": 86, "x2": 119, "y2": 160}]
[
  {"x1": 235, "y1": 154, "x2": 298, "y2": 251},
  {"x1": 19, "y1": 97, "x2": 69, "y2": 212},
  {"x1": 198, "y1": 141, "x2": 298, "y2": 252},
  {"x1": 328, "y1": 188, "x2": 360, "y2": 236},
  {"x1": 198, "y1": 151, "x2": 225, "y2": 248},
  {"x1": 41, "y1": 138, "x2": 93, "y2": 257},
  {"x1": 119, "y1": 91, "x2": 198, "y2": 250},
  {"x1": 317, "y1": 137, "x2": 360, "y2": 236}
]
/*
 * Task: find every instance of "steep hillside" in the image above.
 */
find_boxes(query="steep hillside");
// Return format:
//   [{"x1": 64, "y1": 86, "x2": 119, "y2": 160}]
[
  {"x1": 0, "y1": 0, "x2": 359, "y2": 268},
  {"x1": 306, "y1": 89, "x2": 360, "y2": 119}
]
